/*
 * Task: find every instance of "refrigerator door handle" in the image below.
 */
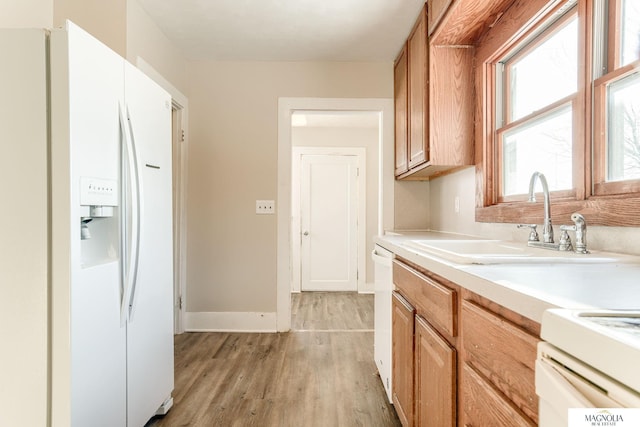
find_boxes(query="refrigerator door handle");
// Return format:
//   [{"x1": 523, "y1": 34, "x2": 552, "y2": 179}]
[{"x1": 119, "y1": 104, "x2": 142, "y2": 324}]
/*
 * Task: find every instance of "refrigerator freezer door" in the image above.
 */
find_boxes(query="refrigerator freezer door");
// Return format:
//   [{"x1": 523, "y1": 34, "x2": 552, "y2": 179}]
[
  {"x1": 124, "y1": 61, "x2": 175, "y2": 427},
  {"x1": 52, "y1": 21, "x2": 127, "y2": 427}
]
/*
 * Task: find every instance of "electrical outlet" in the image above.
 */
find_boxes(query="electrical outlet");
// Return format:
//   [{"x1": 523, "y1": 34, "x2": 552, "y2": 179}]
[
  {"x1": 256, "y1": 200, "x2": 275, "y2": 214},
  {"x1": 454, "y1": 196, "x2": 460, "y2": 214}
]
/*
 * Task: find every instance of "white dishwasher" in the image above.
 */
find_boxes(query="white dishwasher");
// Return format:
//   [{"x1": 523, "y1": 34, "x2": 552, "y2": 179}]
[{"x1": 372, "y1": 244, "x2": 393, "y2": 403}]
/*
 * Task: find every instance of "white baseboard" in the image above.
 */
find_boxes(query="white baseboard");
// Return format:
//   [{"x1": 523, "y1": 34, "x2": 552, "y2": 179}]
[
  {"x1": 359, "y1": 282, "x2": 375, "y2": 294},
  {"x1": 185, "y1": 311, "x2": 277, "y2": 332}
]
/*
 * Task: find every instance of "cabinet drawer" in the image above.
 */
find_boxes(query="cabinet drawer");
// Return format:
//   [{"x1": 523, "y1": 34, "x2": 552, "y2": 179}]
[
  {"x1": 461, "y1": 364, "x2": 535, "y2": 427},
  {"x1": 461, "y1": 300, "x2": 539, "y2": 422},
  {"x1": 393, "y1": 260, "x2": 457, "y2": 337}
]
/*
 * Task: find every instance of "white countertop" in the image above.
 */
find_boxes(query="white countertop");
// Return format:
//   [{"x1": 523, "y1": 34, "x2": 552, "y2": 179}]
[{"x1": 375, "y1": 231, "x2": 640, "y2": 324}]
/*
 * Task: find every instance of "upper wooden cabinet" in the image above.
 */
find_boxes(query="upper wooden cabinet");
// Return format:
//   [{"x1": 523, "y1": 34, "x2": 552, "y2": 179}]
[
  {"x1": 407, "y1": 7, "x2": 429, "y2": 170},
  {"x1": 394, "y1": 46, "x2": 409, "y2": 176},
  {"x1": 394, "y1": 3, "x2": 474, "y2": 180}
]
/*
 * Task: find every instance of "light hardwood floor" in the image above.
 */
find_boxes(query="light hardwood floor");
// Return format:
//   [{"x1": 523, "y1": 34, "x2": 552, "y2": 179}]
[{"x1": 147, "y1": 292, "x2": 400, "y2": 427}]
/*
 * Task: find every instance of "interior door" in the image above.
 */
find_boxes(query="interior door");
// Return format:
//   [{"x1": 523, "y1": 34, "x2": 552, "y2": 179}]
[{"x1": 300, "y1": 154, "x2": 358, "y2": 291}]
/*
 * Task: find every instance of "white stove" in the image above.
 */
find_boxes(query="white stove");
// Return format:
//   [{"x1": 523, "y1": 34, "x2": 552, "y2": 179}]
[
  {"x1": 536, "y1": 309, "x2": 640, "y2": 426},
  {"x1": 541, "y1": 309, "x2": 640, "y2": 392}
]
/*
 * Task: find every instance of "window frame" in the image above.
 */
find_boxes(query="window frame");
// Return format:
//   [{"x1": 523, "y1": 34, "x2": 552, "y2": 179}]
[
  {"x1": 475, "y1": 0, "x2": 640, "y2": 227},
  {"x1": 592, "y1": 0, "x2": 640, "y2": 197}
]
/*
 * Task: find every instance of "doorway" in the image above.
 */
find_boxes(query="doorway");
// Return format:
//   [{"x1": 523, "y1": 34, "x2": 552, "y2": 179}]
[
  {"x1": 135, "y1": 59, "x2": 189, "y2": 335},
  {"x1": 277, "y1": 98, "x2": 395, "y2": 332},
  {"x1": 171, "y1": 103, "x2": 185, "y2": 333}
]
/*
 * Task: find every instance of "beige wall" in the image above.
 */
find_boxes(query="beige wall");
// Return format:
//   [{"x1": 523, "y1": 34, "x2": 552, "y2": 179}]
[
  {"x1": 53, "y1": 0, "x2": 127, "y2": 56},
  {"x1": 186, "y1": 61, "x2": 392, "y2": 314},
  {"x1": 0, "y1": 29, "x2": 49, "y2": 427},
  {"x1": 126, "y1": 0, "x2": 188, "y2": 96},
  {"x1": 429, "y1": 167, "x2": 640, "y2": 256},
  {"x1": 394, "y1": 180, "x2": 430, "y2": 230},
  {"x1": 0, "y1": 0, "x2": 52, "y2": 27},
  {"x1": 292, "y1": 126, "x2": 379, "y2": 286}
]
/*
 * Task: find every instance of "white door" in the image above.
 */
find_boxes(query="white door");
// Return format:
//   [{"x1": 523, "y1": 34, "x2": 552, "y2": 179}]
[{"x1": 301, "y1": 154, "x2": 359, "y2": 291}]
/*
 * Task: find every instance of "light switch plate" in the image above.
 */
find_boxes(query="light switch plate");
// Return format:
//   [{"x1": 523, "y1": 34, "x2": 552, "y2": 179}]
[{"x1": 256, "y1": 200, "x2": 275, "y2": 214}]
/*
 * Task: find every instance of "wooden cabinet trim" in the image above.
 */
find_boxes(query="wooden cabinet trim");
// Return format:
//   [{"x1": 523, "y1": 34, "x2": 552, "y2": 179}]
[{"x1": 428, "y1": 0, "x2": 453, "y2": 36}]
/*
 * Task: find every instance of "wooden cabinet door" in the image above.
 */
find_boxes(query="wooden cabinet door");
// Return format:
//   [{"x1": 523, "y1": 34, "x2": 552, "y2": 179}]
[
  {"x1": 407, "y1": 7, "x2": 429, "y2": 169},
  {"x1": 392, "y1": 292, "x2": 415, "y2": 427},
  {"x1": 394, "y1": 46, "x2": 408, "y2": 176},
  {"x1": 414, "y1": 316, "x2": 456, "y2": 427},
  {"x1": 407, "y1": 5, "x2": 428, "y2": 169}
]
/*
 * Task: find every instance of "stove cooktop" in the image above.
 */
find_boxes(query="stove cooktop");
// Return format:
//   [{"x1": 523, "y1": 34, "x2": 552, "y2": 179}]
[{"x1": 581, "y1": 314, "x2": 640, "y2": 339}]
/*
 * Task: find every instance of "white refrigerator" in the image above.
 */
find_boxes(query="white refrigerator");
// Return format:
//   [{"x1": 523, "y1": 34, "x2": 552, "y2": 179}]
[{"x1": 2, "y1": 21, "x2": 175, "y2": 427}]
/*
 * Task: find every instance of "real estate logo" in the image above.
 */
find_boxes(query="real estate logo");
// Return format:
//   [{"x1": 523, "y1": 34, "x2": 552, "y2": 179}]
[{"x1": 569, "y1": 408, "x2": 640, "y2": 427}]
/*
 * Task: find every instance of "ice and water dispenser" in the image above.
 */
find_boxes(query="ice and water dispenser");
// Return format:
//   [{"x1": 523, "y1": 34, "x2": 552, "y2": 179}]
[{"x1": 79, "y1": 177, "x2": 119, "y2": 267}]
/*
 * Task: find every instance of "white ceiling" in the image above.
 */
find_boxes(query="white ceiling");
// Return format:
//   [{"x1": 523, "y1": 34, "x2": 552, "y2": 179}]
[{"x1": 136, "y1": 0, "x2": 425, "y2": 61}]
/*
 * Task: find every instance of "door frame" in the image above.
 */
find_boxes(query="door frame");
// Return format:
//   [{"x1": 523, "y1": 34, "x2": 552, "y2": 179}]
[
  {"x1": 291, "y1": 147, "x2": 366, "y2": 293},
  {"x1": 277, "y1": 97, "x2": 395, "y2": 332}
]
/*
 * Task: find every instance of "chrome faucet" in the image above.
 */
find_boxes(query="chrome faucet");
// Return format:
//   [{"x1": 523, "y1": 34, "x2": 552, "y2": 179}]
[{"x1": 528, "y1": 172, "x2": 554, "y2": 244}]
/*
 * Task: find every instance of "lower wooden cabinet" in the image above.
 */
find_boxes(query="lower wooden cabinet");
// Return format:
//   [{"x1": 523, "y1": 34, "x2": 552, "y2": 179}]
[
  {"x1": 392, "y1": 291, "x2": 415, "y2": 427},
  {"x1": 414, "y1": 316, "x2": 456, "y2": 427},
  {"x1": 391, "y1": 258, "x2": 540, "y2": 427},
  {"x1": 461, "y1": 299, "x2": 539, "y2": 424},
  {"x1": 461, "y1": 364, "x2": 535, "y2": 427}
]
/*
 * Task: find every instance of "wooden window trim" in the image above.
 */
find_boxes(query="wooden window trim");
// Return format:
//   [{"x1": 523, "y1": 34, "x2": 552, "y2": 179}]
[{"x1": 475, "y1": 0, "x2": 640, "y2": 227}]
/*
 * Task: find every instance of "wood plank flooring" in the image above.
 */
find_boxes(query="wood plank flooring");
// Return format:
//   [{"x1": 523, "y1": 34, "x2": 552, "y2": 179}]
[
  {"x1": 291, "y1": 292, "x2": 374, "y2": 331},
  {"x1": 147, "y1": 292, "x2": 400, "y2": 427}
]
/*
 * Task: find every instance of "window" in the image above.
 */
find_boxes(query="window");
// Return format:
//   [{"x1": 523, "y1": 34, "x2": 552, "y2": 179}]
[
  {"x1": 606, "y1": 73, "x2": 640, "y2": 182},
  {"x1": 594, "y1": 0, "x2": 640, "y2": 195},
  {"x1": 476, "y1": 0, "x2": 640, "y2": 226},
  {"x1": 496, "y1": 11, "x2": 578, "y2": 199},
  {"x1": 620, "y1": 0, "x2": 640, "y2": 67}
]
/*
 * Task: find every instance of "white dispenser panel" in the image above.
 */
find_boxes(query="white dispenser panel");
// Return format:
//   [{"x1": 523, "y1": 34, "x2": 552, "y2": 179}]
[{"x1": 80, "y1": 177, "x2": 118, "y2": 206}]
